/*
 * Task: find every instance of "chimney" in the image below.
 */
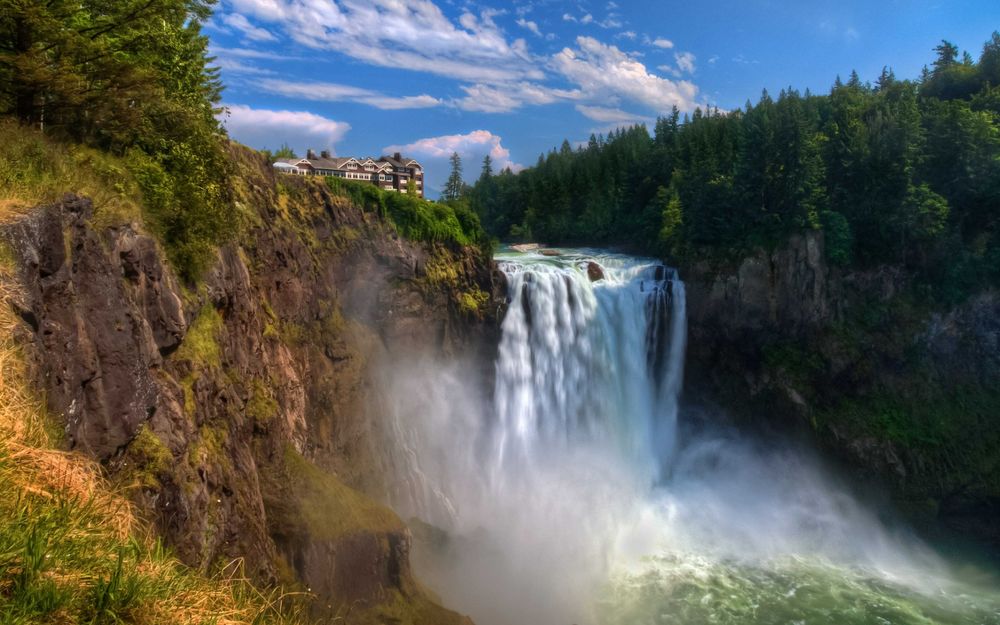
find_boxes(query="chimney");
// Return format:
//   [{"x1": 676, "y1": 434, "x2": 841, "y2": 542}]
[
  {"x1": 393, "y1": 152, "x2": 402, "y2": 162},
  {"x1": 306, "y1": 149, "x2": 317, "y2": 160},
  {"x1": 320, "y1": 150, "x2": 330, "y2": 159}
]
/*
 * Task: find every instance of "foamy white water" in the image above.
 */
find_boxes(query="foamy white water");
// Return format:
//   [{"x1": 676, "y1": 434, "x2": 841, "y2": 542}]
[{"x1": 381, "y1": 248, "x2": 1000, "y2": 625}]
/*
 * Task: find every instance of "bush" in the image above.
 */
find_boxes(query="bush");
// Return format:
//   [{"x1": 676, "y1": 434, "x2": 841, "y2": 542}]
[{"x1": 325, "y1": 178, "x2": 488, "y2": 249}]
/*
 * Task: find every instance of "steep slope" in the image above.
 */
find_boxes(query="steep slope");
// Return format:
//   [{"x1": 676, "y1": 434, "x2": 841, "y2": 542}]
[
  {"x1": 1, "y1": 141, "x2": 499, "y2": 623},
  {"x1": 683, "y1": 231, "x2": 1000, "y2": 548}
]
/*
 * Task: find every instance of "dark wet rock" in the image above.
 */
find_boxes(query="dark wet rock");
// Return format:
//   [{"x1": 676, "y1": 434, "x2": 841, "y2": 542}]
[{"x1": 587, "y1": 261, "x2": 605, "y2": 282}]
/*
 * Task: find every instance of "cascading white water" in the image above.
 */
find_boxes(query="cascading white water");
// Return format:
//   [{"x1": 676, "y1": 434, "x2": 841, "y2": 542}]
[
  {"x1": 381, "y1": 248, "x2": 1000, "y2": 625},
  {"x1": 491, "y1": 251, "x2": 686, "y2": 489}
]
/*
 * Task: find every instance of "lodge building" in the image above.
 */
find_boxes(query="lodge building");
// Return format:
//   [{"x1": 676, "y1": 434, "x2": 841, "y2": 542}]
[{"x1": 274, "y1": 150, "x2": 424, "y2": 198}]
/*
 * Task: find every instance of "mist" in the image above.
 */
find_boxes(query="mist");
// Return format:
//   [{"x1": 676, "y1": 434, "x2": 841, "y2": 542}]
[{"x1": 375, "y1": 250, "x2": 998, "y2": 625}]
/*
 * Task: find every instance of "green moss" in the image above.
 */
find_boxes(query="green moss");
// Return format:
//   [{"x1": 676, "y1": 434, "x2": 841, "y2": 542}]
[
  {"x1": 457, "y1": 286, "x2": 490, "y2": 317},
  {"x1": 283, "y1": 447, "x2": 402, "y2": 541},
  {"x1": 246, "y1": 378, "x2": 279, "y2": 427},
  {"x1": 174, "y1": 305, "x2": 223, "y2": 369},
  {"x1": 124, "y1": 425, "x2": 172, "y2": 489},
  {"x1": 187, "y1": 423, "x2": 230, "y2": 473}
]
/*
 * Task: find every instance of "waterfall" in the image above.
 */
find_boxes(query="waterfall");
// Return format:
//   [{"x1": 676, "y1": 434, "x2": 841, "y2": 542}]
[
  {"x1": 379, "y1": 248, "x2": 997, "y2": 625},
  {"x1": 491, "y1": 251, "x2": 686, "y2": 486}
]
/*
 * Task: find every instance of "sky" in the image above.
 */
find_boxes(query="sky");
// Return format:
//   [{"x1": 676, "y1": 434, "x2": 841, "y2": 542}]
[{"x1": 209, "y1": 0, "x2": 1000, "y2": 196}]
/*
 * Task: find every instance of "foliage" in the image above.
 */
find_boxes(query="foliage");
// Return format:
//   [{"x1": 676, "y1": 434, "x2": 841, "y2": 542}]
[
  {"x1": 442, "y1": 151, "x2": 465, "y2": 202},
  {"x1": 324, "y1": 177, "x2": 488, "y2": 249},
  {"x1": 0, "y1": 0, "x2": 234, "y2": 281},
  {"x1": 468, "y1": 32, "x2": 1000, "y2": 300}
]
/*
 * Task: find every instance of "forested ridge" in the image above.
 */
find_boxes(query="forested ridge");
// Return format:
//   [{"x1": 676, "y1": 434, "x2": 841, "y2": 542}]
[{"x1": 469, "y1": 34, "x2": 1000, "y2": 302}]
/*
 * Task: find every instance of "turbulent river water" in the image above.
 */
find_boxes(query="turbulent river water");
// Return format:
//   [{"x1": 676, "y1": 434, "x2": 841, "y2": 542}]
[{"x1": 384, "y1": 248, "x2": 1000, "y2": 625}]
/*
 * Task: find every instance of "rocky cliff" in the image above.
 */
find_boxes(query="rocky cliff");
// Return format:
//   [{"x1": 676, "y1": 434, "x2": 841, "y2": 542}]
[
  {"x1": 682, "y1": 231, "x2": 1000, "y2": 548},
  {"x1": 1, "y1": 145, "x2": 499, "y2": 623}
]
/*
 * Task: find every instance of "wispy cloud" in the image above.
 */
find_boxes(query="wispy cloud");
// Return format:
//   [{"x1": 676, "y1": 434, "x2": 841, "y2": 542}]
[
  {"x1": 218, "y1": 104, "x2": 350, "y2": 154},
  {"x1": 516, "y1": 18, "x2": 543, "y2": 37},
  {"x1": 456, "y1": 82, "x2": 582, "y2": 113},
  {"x1": 259, "y1": 79, "x2": 442, "y2": 110},
  {"x1": 675, "y1": 51, "x2": 696, "y2": 74},
  {"x1": 220, "y1": 12, "x2": 277, "y2": 42},
  {"x1": 650, "y1": 37, "x2": 674, "y2": 49},
  {"x1": 575, "y1": 104, "x2": 652, "y2": 125},
  {"x1": 226, "y1": 0, "x2": 541, "y2": 83}
]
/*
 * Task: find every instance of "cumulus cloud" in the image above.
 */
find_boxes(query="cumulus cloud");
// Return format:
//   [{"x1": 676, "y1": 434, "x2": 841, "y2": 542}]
[
  {"x1": 218, "y1": 104, "x2": 350, "y2": 154},
  {"x1": 224, "y1": 0, "x2": 541, "y2": 83},
  {"x1": 385, "y1": 130, "x2": 524, "y2": 173},
  {"x1": 259, "y1": 78, "x2": 442, "y2": 110},
  {"x1": 551, "y1": 36, "x2": 698, "y2": 111},
  {"x1": 220, "y1": 12, "x2": 277, "y2": 41},
  {"x1": 650, "y1": 37, "x2": 674, "y2": 49}
]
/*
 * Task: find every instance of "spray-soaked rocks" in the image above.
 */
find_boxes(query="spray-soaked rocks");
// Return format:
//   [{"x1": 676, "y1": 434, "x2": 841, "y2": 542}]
[{"x1": 587, "y1": 261, "x2": 605, "y2": 282}]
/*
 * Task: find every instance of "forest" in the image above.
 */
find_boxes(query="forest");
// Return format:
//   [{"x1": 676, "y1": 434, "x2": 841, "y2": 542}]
[{"x1": 468, "y1": 34, "x2": 1000, "y2": 303}]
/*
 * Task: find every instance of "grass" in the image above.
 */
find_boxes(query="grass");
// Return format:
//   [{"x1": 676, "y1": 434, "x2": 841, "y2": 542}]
[
  {"x1": 0, "y1": 249, "x2": 307, "y2": 624},
  {"x1": 0, "y1": 120, "x2": 142, "y2": 228}
]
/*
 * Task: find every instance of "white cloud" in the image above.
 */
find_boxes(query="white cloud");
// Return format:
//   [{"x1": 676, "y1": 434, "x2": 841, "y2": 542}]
[
  {"x1": 209, "y1": 45, "x2": 298, "y2": 61},
  {"x1": 218, "y1": 104, "x2": 350, "y2": 154},
  {"x1": 385, "y1": 130, "x2": 524, "y2": 173},
  {"x1": 562, "y1": 13, "x2": 576, "y2": 22},
  {"x1": 215, "y1": 57, "x2": 276, "y2": 75},
  {"x1": 651, "y1": 37, "x2": 674, "y2": 49},
  {"x1": 551, "y1": 36, "x2": 698, "y2": 112},
  {"x1": 220, "y1": 12, "x2": 277, "y2": 42},
  {"x1": 225, "y1": 0, "x2": 541, "y2": 83},
  {"x1": 617, "y1": 30, "x2": 637, "y2": 40},
  {"x1": 516, "y1": 18, "x2": 542, "y2": 37},
  {"x1": 580, "y1": 13, "x2": 594, "y2": 24},
  {"x1": 575, "y1": 104, "x2": 652, "y2": 125},
  {"x1": 674, "y1": 51, "x2": 696, "y2": 74},
  {"x1": 259, "y1": 78, "x2": 442, "y2": 110},
  {"x1": 456, "y1": 82, "x2": 582, "y2": 113},
  {"x1": 708, "y1": 54, "x2": 719, "y2": 64}
]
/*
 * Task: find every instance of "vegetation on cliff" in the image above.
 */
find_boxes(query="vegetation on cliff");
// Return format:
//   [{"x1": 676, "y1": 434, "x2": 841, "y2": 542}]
[
  {"x1": 468, "y1": 33, "x2": 1000, "y2": 303},
  {"x1": 0, "y1": 243, "x2": 304, "y2": 624},
  {"x1": 1, "y1": 0, "x2": 233, "y2": 281}
]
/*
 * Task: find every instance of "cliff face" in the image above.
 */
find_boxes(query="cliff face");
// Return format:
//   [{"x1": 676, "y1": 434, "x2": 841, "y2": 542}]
[
  {"x1": 2, "y1": 146, "x2": 498, "y2": 623},
  {"x1": 683, "y1": 231, "x2": 1000, "y2": 548}
]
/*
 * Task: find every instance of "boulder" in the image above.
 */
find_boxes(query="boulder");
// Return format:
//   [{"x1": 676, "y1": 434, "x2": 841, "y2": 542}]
[{"x1": 587, "y1": 261, "x2": 605, "y2": 282}]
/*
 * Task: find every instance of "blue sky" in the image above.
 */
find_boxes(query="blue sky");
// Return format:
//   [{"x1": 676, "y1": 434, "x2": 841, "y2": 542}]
[{"x1": 210, "y1": 0, "x2": 1000, "y2": 196}]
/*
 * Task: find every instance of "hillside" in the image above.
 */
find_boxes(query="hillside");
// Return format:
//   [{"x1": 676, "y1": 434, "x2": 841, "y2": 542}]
[{"x1": 0, "y1": 122, "x2": 497, "y2": 623}]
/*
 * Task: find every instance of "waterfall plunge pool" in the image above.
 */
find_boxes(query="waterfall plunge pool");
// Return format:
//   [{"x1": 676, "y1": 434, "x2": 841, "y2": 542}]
[{"x1": 381, "y1": 248, "x2": 1000, "y2": 625}]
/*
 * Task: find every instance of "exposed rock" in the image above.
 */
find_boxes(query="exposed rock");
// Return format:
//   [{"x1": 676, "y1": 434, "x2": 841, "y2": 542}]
[
  {"x1": 681, "y1": 229, "x2": 1000, "y2": 550},
  {"x1": 587, "y1": 261, "x2": 605, "y2": 282},
  {"x1": 1, "y1": 146, "x2": 496, "y2": 622},
  {"x1": 539, "y1": 248, "x2": 561, "y2": 256}
]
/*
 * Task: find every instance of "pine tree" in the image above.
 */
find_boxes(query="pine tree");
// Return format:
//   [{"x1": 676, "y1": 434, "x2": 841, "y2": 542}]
[
  {"x1": 443, "y1": 151, "x2": 464, "y2": 201},
  {"x1": 480, "y1": 154, "x2": 494, "y2": 182}
]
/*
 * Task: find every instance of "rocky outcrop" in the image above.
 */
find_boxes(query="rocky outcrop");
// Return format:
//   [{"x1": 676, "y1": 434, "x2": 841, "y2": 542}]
[
  {"x1": 681, "y1": 230, "x2": 1000, "y2": 549},
  {"x1": 2, "y1": 146, "x2": 497, "y2": 622}
]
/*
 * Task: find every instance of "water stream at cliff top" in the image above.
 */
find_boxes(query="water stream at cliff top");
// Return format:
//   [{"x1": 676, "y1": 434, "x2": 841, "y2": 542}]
[{"x1": 382, "y1": 248, "x2": 1000, "y2": 625}]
